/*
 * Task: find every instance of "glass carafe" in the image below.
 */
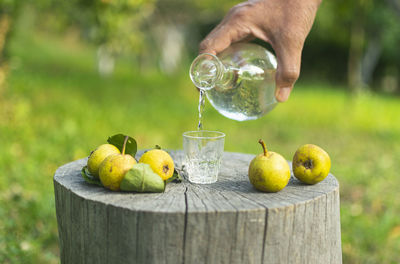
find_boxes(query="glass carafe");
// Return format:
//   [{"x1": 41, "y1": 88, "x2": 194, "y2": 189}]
[{"x1": 190, "y1": 43, "x2": 278, "y2": 121}]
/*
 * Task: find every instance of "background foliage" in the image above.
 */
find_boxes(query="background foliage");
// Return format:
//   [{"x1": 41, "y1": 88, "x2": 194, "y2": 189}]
[{"x1": 0, "y1": 0, "x2": 399, "y2": 263}]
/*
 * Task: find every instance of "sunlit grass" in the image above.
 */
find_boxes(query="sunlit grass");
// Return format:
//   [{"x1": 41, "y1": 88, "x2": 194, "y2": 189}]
[{"x1": 0, "y1": 30, "x2": 399, "y2": 263}]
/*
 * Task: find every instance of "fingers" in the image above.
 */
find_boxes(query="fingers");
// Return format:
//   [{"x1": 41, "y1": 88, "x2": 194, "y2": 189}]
[
  {"x1": 274, "y1": 44, "x2": 302, "y2": 102},
  {"x1": 198, "y1": 1, "x2": 306, "y2": 103},
  {"x1": 199, "y1": 4, "x2": 253, "y2": 55}
]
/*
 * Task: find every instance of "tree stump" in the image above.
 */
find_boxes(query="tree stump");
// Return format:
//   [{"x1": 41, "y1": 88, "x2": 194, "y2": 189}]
[{"x1": 54, "y1": 150, "x2": 342, "y2": 264}]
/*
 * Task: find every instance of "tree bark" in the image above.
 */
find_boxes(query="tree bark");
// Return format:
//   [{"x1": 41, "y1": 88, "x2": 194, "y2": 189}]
[
  {"x1": 385, "y1": 0, "x2": 400, "y2": 16},
  {"x1": 347, "y1": 18, "x2": 365, "y2": 95},
  {"x1": 0, "y1": 14, "x2": 11, "y2": 89},
  {"x1": 361, "y1": 34, "x2": 382, "y2": 86}
]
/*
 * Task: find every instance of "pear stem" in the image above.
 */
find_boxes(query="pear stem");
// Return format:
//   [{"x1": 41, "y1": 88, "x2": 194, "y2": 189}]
[
  {"x1": 122, "y1": 136, "x2": 129, "y2": 155},
  {"x1": 258, "y1": 139, "x2": 268, "y2": 156}
]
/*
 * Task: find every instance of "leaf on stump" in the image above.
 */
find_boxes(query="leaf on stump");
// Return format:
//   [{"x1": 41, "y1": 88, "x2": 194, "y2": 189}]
[
  {"x1": 166, "y1": 168, "x2": 183, "y2": 184},
  {"x1": 107, "y1": 134, "x2": 137, "y2": 157},
  {"x1": 120, "y1": 163, "x2": 165, "y2": 193},
  {"x1": 81, "y1": 166, "x2": 103, "y2": 187}
]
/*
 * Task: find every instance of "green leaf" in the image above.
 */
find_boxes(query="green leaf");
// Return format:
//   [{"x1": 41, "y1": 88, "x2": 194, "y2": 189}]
[
  {"x1": 107, "y1": 134, "x2": 137, "y2": 157},
  {"x1": 166, "y1": 168, "x2": 183, "y2": 184},
  {"x1": 120, "y1": 163, "x2": 165, "y2": 193},
  {"x1": 155, "y1": 145, "x2": 162, "y2": 150},
  {"x1": 81, "y1": 166, "x2": 103, "y2": 187}
]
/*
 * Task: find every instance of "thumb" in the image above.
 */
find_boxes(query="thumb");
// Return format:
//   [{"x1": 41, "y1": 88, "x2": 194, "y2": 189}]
[{"x1": 274, "y1": 45, "x2": 302, "y2": 102}]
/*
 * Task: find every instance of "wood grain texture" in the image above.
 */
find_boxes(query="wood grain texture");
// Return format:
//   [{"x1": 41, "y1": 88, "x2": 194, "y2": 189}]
[{"x1": 54, "y1": 150, "x2": 342, "y2": 264}]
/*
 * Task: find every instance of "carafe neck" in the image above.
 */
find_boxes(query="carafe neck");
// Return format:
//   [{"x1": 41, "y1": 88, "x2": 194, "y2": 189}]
[{"x1": 190, "y1": 53, "x2": 235, "y2": 91}]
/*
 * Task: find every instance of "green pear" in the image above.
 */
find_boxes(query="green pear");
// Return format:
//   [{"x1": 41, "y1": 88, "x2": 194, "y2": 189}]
[
  {"x1": 120, "y1": 163, "x2": 165, "y2": 193},
  {"x1": 248, "y1": 139, "x2": 290, "y2": 192},
  {"x1": 292, "y1": 144, "x2": 331, "y2": 184},
  {"x1": 87, "y1": 144, "x2": 120, "y2": 178},
  {"x1": 99, "y1": 137, "x2": 137, "y2": 191}
]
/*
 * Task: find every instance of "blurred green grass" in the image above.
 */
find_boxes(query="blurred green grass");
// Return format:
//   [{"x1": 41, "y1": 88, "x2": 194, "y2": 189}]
[{"x1": 0, "y1": 30, "x2": 400, "y2": 264}]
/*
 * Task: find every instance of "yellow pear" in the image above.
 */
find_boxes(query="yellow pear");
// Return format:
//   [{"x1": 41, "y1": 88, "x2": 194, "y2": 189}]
[
  {"x1": 292, "y1": 144, "x2": 331, "y2": 184},
  {"x1": 248, "y1": 140, "x2": 290, "y2": 192},
  {"x1": 99, "y1": 137, "x2": 137, "y2": 191},
  {"x1": 139, "y1": 149, "x2": 174, "y2": 181},
  {"x1": 87, "y1": 144, "x2": 120, "y2": 178}
]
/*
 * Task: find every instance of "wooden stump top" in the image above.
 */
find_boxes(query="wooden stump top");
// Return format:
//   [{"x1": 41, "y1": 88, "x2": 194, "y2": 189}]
[
  {"x1": 54, "y1": 150, "x2": 342, "y2": 264},
  {"x1": 54, "y1": 150, "x2": 339, "y2": 214}
]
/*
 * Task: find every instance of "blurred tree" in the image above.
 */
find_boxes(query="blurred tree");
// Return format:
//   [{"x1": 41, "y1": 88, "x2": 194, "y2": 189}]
[
  {"x1": 1, "y1": 0, "x2": 399, "y2": 88},
  {"x1": 0, "y1": 0, "x2": 22, "y2": 88},
  {"x1": 314, "y1": 0, "x2": 400, "y2": 94},
  {"x1": 150, "y1": 0, "x2": 240, "y2": 73},
  {"x1": 55, "y1": 0, "x2": 156, "y2": 75}
]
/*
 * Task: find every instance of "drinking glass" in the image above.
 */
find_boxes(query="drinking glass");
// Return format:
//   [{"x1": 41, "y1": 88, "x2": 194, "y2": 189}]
[{"x1": 182, "y1": 130, "x2": 225, "y2": 184}]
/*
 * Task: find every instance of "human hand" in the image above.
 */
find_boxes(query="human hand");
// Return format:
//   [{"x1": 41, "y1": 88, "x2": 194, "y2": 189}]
[{"x1": 199, "y1": 0, "x2": 321, "y2": 102}]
